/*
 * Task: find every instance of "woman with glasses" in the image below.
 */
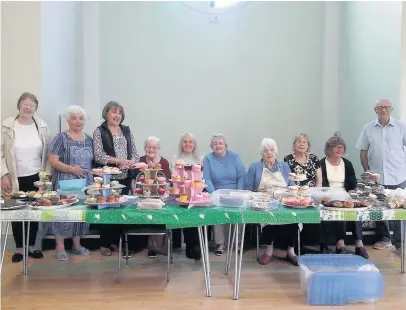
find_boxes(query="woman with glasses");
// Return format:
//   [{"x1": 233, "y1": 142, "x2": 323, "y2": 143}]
[{"x1": 136, "y1": 136, "x2": 171, "y2": 258}]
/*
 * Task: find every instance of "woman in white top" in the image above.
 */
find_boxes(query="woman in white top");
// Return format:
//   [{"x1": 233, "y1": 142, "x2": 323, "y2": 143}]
[
  {"x1": 319, "y1": 134, "x2": 368, "y2": 259},
  {"x1": 1, "y1": 92, "x2": 51, "y2": 263},
  {"x1": 171, "y1": 132, "x2": 203, "y2": 260}
]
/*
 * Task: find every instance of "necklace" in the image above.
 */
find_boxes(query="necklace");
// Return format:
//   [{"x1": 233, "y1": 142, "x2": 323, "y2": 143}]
[{"x1": 66, "y1": 131, "x2": 86, "y2": 149}]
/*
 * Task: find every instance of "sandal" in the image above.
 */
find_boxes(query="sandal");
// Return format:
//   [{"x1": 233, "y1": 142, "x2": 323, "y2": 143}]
[
  {"x1": 71, "y1": 247, "x2": 91, "y2": 256},
  {"x1": 52, "y1": 251, "x2": 70, "y2": 261}
]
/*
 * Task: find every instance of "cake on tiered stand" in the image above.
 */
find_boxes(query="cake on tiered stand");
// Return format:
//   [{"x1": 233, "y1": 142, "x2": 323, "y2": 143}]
[
  {"x1": 169, "y1": 161, "x2": 211, "y2": 206},
  {"x1": 133, "y1": 162, "x2": 169, "y2": 199},
  {"x1": 83, "y1": 166, "x2": 127, "y2": 209}
]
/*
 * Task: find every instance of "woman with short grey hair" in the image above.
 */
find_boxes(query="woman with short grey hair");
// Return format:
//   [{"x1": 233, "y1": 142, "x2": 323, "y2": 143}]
[
  {"x1": 93, "y1": 101, "x2": 141, "y2": 256},
  {"x1": 203, "y1": 134, "x2": 246, "y2": 255},
  {"x1": 45, "y1": 105, "x2": 92, "y2": 261},
  {"x1": 319, "y1": 134, "x2": 368, "y2": 259}
]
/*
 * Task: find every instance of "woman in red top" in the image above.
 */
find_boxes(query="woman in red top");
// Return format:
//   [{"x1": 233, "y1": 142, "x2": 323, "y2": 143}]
[{"x1": 134, "y1": 136, "x2": 171, "y2": 258}]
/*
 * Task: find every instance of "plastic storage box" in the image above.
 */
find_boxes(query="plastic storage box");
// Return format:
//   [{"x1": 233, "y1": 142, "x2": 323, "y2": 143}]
[
  {"x1": 298, "y1": 254, "x2": 384, "y2": 305},
  {"x1": 211, "y1": 189, "x2": 252, "y2": 207},
  {"x1": 310, "y1": 187, "x2": 350, "y2": 204}
]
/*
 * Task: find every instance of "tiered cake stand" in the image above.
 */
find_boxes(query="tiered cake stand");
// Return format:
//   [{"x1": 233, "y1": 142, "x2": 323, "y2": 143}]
[
  {"x1": 134, "y1": 169, "x2": 169, "y2": 199},
  {"x1": 170, "y1": 164, "x2": 211, "y2": 206},
  {"x1": 83, "y1": 170, "x2": 127, "y2": 209}
]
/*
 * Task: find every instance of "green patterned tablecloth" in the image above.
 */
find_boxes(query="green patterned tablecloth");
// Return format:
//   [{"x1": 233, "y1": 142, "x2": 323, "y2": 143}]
[
  {"x1": 319, "y1": 207, "x2": 406, "y2": 221},
  {"x1": 242, "y1": 205, "x2": 320, "y2": 224},
  {"x1": 85, "y1": 205, "x2": 243, "y2": 229}
]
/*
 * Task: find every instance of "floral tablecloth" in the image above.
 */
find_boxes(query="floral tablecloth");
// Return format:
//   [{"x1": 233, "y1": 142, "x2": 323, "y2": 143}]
[{"x1": 319, "y1": 206, "x2": 406, "y2": 221}]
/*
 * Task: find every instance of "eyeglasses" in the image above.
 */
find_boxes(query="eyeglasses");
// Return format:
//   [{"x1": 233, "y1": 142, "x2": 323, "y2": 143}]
[
  {"x1": 146, "y1": 146, "x2": 159, "y2": 151},
  {"x1": 20, "y1": 103, "x2": 36, "y2": 109},
  {"x1": 376, "y1": 106, "x2": 392, "y2": 111}
]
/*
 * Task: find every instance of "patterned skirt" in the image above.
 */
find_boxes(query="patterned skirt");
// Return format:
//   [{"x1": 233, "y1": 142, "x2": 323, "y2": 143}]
[{"x1": 43, "y1": 222, "x2": 89, "y2": 238}]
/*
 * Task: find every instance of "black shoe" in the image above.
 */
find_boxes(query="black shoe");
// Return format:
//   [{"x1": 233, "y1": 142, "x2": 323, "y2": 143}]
[
  {"x1": 355, "y1": 246, "x2": 369, "y2": 259},
  {"x1": 186, "y1": 246, "x2": 201, "y2": 260},
  {"x1": 11, "y1": 253, "x2": 23, "y2": 263},
  {"x1": 28, "y1": 250, "x2": 43, "y2": 259},
  {"x1": 335, "y1": 247, "x2": 348, "y2": 254},
  {"x1": 148, "y1": 250, "x2": 157, "y2": 258}
]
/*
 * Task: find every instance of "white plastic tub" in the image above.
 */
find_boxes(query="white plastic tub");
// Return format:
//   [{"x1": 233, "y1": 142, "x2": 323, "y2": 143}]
[{"x1": 212, "y1": 189, "x2": 252, "y2": 207}]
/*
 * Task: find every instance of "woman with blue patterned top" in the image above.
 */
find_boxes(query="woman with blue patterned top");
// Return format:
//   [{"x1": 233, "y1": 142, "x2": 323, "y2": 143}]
[
  {"x1": 245, "y1": 138, "x2": 299, "y2": 266},
  {"x1": 45, "y1": 105, "x2": 92, "y2": 261}
]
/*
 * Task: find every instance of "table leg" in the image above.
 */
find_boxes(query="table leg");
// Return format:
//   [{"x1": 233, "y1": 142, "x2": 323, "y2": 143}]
[
  {"x1": 198, "y1": 226, "x2": 211, "y2": 297},
  {"x1": 204, "y1": 226, "x2": 211, "y2": 277},
  {"x1": 225, "y1": 224, "x2": 236, "y2": 275},
  {"x1": 233, "y1": 223, "x2": 246, "y2": 300},
  {"x1": 401, "y1": 220, "x2": 405, "y2": 274},
  {"x1": 233, "y1": 223, "x2": 239, "y2": 299},
  {"x1": 24, "y1": 221, "x2": 30, "y2": 275},
  {"x1": 224, "y1": 224, "x2": 232, "y2": 274},
  {"x1": 0, "y1": 221, "x2": 10, "y2": 275},
  {"x1": 22, "y1": 222, "x2": 26, "y2": 275}
]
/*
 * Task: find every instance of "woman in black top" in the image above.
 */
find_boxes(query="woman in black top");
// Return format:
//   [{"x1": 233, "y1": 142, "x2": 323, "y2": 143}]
[{"x1": 320, "y1": 135, "x2": 368, "y2": 259}]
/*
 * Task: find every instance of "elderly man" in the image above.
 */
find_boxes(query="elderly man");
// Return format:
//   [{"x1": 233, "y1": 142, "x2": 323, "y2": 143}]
[{"x1": 356, "y1": 99, "x2": 406, "y2": 253}]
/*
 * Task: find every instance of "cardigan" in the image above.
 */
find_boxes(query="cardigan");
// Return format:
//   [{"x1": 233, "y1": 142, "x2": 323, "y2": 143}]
[
  {"x1": 245, "y1": 159, "x2": 295, "y2": 191},
  {"x1": 319, "y1": 157, "x2": 357, "y2": 192}
]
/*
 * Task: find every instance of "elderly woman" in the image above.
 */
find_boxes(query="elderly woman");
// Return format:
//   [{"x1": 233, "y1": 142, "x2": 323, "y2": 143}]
[
  {"x1": 320, "y1": 134, "x2": 369, "y2": 259},
  {"x1": 245, "y1": 138, "x2": 299, "y2": 266},
  {"x1": 93, "y1": 101, "x2": 140, "y2": 256},
  {"x1": 283, "y1": 133, "x2": 321, "y2": 187},
  {"x1": 172, "y1": 132, "x2": 204, "y2": 168},
  {"x1": 171, "y1": 132, "x2": 203, "y2": 260},
  {"x1": 136, "y1": 136, "x2": 171, "y2": 258},
  {"x1": 203, "y1": 134, "x2": 246, "y2": 256},
  {"x1": 1, "y1": 92, "x2": 51, "y2": 263},
  {"x1": 45, "y1": 105, "x2": 92, "y2": 261}
]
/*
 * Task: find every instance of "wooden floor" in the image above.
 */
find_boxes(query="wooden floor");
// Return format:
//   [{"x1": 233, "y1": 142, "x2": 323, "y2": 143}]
[{"x1": 1, "y1": 246, "x2": 406, "y2": 310}]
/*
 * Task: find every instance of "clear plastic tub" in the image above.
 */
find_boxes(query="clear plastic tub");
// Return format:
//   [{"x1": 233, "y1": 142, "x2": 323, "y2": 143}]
[
  {"x1": 211, "y1": 189, "x2": 252, "y2": 207},
  {"x1": 299, "y1": 254, "x2": 384, "y2": 305},
  {"x1": 310, "y1": 187, "x2": 350, "y2": 204}
]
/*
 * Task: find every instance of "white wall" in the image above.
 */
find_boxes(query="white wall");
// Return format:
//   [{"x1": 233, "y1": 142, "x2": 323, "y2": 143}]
[
  {"x1": 41, "y1": 1, "x2": 84, "y2": 134},
  {"x1": 339, "y1": 1, "x2": 403, "y2": 174},
  {"x1": 96, "y1": 1, "x2": 330, "y2": 165},
  {"x1": 1, "y1": 1, "x2": 42, "y2": 120}
]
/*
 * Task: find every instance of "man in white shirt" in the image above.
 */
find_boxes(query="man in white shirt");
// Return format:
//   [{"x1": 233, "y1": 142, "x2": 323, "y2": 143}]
[{"x1": 355, "y1": 99, "x2": 406, "y2": 252}]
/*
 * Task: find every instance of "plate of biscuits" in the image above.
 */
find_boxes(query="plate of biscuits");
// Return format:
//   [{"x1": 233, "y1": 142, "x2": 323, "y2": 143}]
[
  {"x1": 28, "y1": 197, "x2": 79, "y2": 210},
  {"x1": 320, "y1": 198, "x2": 371, "y2": 211}
]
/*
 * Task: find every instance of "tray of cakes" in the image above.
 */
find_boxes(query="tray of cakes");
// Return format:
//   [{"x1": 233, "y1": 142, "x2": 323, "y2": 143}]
[
  {"x1": 91, "y1": 166, "x2": 122, "y2": 175},
  {"x1": 319, "y1": 198, "x2": 371, "y2": 211},
  {"x1": 28, "y1": 196, "x2": 79, "y2": 210},
  {"x1": 83, "y1": 178, "x2": 126, "y2": 191},
  {"x1": 1, "y1": 198, "x2": 28, "y2": 210},
  {"x1": 136, "y1": 198, "x2": 165, "y2": 210},
  {"x1": 249, "y1": 199, "x2": 279, "y2": 211},
  {"x1": 281, "y1": 196, "x2": 314, "y2": 209},
  {"x1": 84, "y1": 195, "x2": 127, "y2": 206},
  {"x1": 288, "y1": 172, "x2": 307, "y2": 182},
  {"x1": 360, "y1": 171, "x2": 380, "y2": 183}
]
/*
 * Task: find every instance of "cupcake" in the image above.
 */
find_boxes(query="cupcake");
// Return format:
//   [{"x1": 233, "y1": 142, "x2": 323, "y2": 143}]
[
  {"x1": 194, "y1": 181, "x2": 202, "y2": 188},
  {"x1": 288, "y1": 186, "x2": 299, "y2": 194},
  {"x1": 157, "y1": 177, "x2": 166, "y2": 184},
  {"x1": 103, "y1": 167, "x2": 112, "y2": 174},
  {"x1": 184, "y1": 180, "x2": 192, "y2": 187},
  {"x1": 154, "y1": 163, "x2": 162, "y2": 170},
  {"x1": 107, "y1": 196, "x2": 117, "y2": 203},
  {"x1": 97, "y1": 197, "x2": 107, "y2": 203},
  {"x1": 195, "y1": 193, "x2": 203, "y2": 201},
  {"x1": 170, "y1": 188, "x2": 180, "y2": 195},
  {"x1": 34, "y1": 193, "x2": 42, "y2": 199},
  {"x1": 102, "y1": 184, "x2": 110, "y2": 188},
  {"x1": 93, "y1": 183, "x2": 101, "y2": 188},
  {"x1": 175, "y1": 160, "x2": 184, "y2": 169},
  {"x1": 85, "y1": 197, "x2": 97, "y2": 204},
  {"x1": 179, "y1": 195, "x2": 188, "y2": 202},
  {"x1": 111, "y1": 167, "x2": 120, "y2": 174},
  {"x1": 111, "y1": 180, "x2": 119, "y2": 187},
  {"x1": 192, "y1": 165, "x2": 202, "y2": 172},
  {"x1": 94, "y1": 177, "x2": 103, "y2": 184},
  {"x1": 173, "y1": 175, "x2": 181, "y2": 182},
  {"x1": 92, "y1": 168, "x2": 103, "y2": 174}
]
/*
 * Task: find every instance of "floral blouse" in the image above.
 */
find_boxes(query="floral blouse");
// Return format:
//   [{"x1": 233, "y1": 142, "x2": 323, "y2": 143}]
[
  {"x1": 283, "y1": 153, "x2": 320, "y2": 187},
  {"x1": 93, "y1": 127, "x2": 139, "y2": 180}
]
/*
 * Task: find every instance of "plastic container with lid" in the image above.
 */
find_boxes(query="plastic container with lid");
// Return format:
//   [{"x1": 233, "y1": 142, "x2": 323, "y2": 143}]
[
  {"x1": 299, "y1": 254, "x2": 384, "y2": 305},
  {"x1": 212, "y1": 189, "x2": 252, "y2": 207},
  {"x1": 310, "y1": 187, "x2": 350, "y2": 204}
]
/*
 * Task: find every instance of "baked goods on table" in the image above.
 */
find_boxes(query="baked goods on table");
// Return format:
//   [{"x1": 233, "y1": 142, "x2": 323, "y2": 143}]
[
  {"x1": 282, "y1": 197, "x2": 313, "y2": 208},
  {"x1": 288, "y1": 172, "x2": 307, "y2": 182}
]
